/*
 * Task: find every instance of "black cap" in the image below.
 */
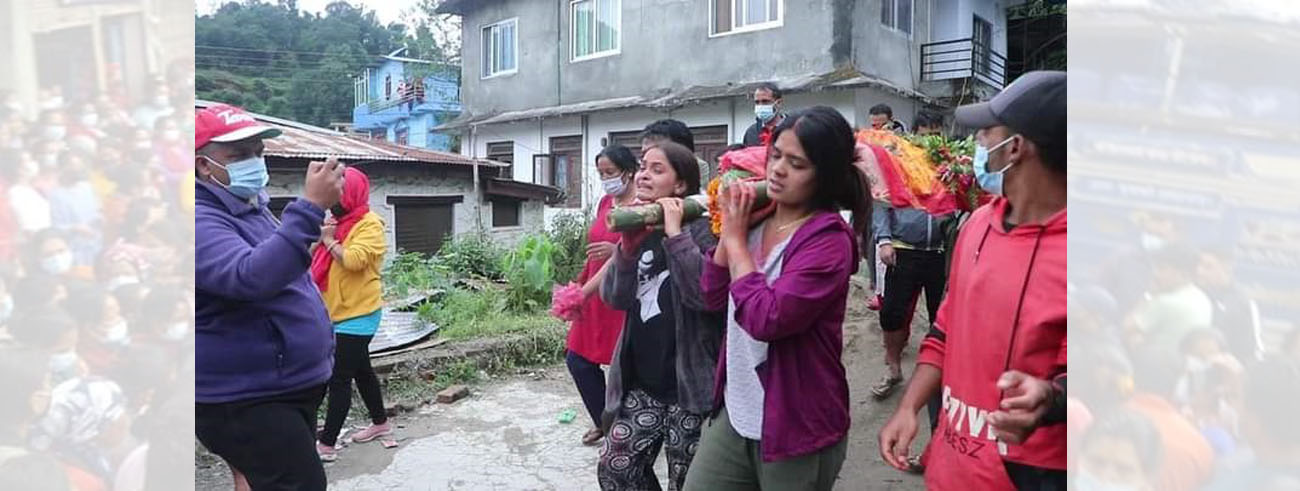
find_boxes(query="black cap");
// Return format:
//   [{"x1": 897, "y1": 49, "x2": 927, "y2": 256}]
[{"x1": 955, "y1": 71, "x2": 1065, "y2": 154}]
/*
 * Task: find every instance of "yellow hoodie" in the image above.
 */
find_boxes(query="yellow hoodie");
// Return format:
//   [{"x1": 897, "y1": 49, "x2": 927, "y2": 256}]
[{"x1": 320, "y1": 211, "x2": 387, "y2": 322}]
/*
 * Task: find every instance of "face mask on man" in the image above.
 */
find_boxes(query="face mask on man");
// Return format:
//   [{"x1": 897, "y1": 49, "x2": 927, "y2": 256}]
[
  {"x1": 81, "y1": 114, "x2": 99, "y2": 127},
  {"x1": 106, "y1": 276, "x2": 140, "y2": 291},
  {"x1": 154, "y1": 96, "x2": 170, "y2": 108},
  {"x1": 1073, "y1": 468, "x2": 1144, "y2": 491},
  {"x1": 602, "y1": 174, "x2": 628, "y2": 196},
  {"x1": 202, "y1": 155, "x2": 269, "y2": 200},
  {"x1": 44, "y1": 125, "x2": 66, "y2": 140},
  {"x1": 972, "y1": 135, "x2": 1017, "y2": 196},
  {"x1": 1140, "y1": 233, "x2": 1165, "y2": 252},
  {"x1": 164, "y1": 322, "x2": 190, "y2": 341},
  {"x1": 754, "y1": 104, "x2": 776, "y2": 124},
  {"x1": 163, "y1": 129, "x2": 181, "y2": 142},
  {"x1": 104, "y1": 319, "x2": 130, "y2": 346},
  {"x1": 41, "y1": 252, "x2": 74, "y2": 275},
  {"x1": 49, "y1": 350, "x2": 81, "y2": 380},
  {"x1": 0, "y1": 295, "x2": 12, "y2": 324}
]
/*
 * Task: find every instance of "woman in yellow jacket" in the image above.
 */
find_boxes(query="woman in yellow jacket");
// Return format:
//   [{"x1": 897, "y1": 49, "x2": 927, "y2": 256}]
[{"x1": 309, "y1": 167, "x2": 390, "y2": 462}]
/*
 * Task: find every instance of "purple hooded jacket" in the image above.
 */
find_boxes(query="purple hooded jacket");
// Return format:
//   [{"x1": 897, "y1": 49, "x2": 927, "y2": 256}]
[
  {"x1": 195, "y1": 180, "x2": 334, "y2": 404},
  {"x1": 701, "y1": 211, "x2": 858, "y2": 462}
]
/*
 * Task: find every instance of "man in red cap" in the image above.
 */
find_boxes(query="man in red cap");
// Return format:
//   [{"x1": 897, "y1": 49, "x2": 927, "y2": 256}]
[{"x1": 193, "y1": 103, "x2": 344, "y2": 489}]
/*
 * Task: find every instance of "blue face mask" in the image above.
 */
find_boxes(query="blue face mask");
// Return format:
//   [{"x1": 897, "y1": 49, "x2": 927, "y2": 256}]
[
  {"x1": 755, "y1": 104, "x2": 776, "y2": 123},
  {"x1": 204, "y1": 155, "x2": 269, "y2": 200},
  {"x1": 972, "y1": 136, "x2": 1017, "y2": 196}
]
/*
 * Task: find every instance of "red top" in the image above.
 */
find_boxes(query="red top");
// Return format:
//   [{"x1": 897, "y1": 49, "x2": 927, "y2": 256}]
[
  {"x1": 310, "y1": 167, "x2": 371, "y2": 292},
  {"x1": 565, "y1": 194, "x2": 626, "y2": 365},
  {"x1": 918, "y1": 197, "x2": 1067, "y2": 490}
]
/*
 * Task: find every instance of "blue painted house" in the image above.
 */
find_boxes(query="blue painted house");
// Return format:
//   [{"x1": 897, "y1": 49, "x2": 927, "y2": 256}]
[{"x1": 352, "y1": 48, "x2": 461, "y2": 151}]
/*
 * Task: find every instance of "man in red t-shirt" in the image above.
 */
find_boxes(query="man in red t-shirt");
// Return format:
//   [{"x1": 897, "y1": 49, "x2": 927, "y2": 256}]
[{"x1": 878, "y1": 71, "x2": 1067, "y2": 490}]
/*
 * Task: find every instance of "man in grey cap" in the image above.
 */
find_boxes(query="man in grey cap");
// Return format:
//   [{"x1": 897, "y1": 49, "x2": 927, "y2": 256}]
[{"x1": 877, "y1": 71, "x2": 1067, "y2": 489}]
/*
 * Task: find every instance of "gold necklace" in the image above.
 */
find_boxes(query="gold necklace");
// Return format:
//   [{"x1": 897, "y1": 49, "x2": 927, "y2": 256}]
[{"x1": 775, "y1": 214, "x2": 813, "y2": 232}]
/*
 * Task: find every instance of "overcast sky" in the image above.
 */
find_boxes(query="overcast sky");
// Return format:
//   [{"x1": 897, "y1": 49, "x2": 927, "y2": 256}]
[{"x1": 196, "y1": 0, "x2": 422, "y2": 26}]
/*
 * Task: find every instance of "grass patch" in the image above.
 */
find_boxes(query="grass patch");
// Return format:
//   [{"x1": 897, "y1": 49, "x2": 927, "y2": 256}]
[
  {"x1": 423, "y1": 286, "x2": 565, "y2": 341},
  {"x1": 377, "y1": 311, "x2": 567, "y2": 411}
]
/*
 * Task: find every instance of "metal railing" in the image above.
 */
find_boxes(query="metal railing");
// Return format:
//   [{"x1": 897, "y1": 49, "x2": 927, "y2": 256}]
[
  {"x1": 362, "y1": 83, "x2": 461, "y2": 113},
  {"x1": 920, "y1": 38, "x2": 1007, "y2": 89}
]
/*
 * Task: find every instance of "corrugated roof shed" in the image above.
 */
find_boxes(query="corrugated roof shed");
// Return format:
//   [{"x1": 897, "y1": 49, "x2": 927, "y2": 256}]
[{"x1": 195, "y1": 100, "x2": 503, "y2": 168}]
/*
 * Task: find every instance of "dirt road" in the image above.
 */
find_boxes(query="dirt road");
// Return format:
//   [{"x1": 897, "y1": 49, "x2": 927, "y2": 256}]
[{"x1": 197, "y1": 276, "x2": 931, "y2": 490}]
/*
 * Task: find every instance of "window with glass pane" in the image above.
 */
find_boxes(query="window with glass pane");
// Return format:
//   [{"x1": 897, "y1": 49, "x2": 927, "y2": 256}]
[
  {"x1": 897, "y1": 0, "x2": 912, "y2": 35},
  {"x1": 597, "y1": 0, "x2": 617, "y2": 51},
  {"x1": 881, "y1": 0, "x2": 910, "y2": 34},
  {"x1": 482, "y1": 20, "x2": 517, "y2": 77},
  {"x1": 573, "y1": 0, "x2": 619, "y2": 59},
  {"x1": 711, "y1": 0, "x2": 779, "y2": 34}
]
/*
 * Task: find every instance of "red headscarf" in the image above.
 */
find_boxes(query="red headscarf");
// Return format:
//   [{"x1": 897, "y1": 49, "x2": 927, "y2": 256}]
[{"x1": 310, "y1": 167, "x2": 371, "y2": 292}]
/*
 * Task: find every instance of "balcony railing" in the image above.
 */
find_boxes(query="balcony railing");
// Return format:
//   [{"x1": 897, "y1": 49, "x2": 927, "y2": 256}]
[
  {"x1": 921, "y1": 38, "x2": 1007, "y2": 90},
  {"x1": 361, "y1": 83, "x2": 461, "y2": 114}
]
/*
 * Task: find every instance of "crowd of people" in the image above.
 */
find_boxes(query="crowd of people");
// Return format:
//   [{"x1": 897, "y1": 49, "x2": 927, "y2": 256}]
[
  {"x1": 188, "y1": 62, "x2": 1295, "y2": 491},
  {"x1": 546, "y1": 71, "x2": 1071, "y2": 491},
  {"x1": 1069, "y1": 220, "x2": 1300, "y2": 489},
  {"x1": 0, "y1": 72, "x2": 196, "y2": 490}
]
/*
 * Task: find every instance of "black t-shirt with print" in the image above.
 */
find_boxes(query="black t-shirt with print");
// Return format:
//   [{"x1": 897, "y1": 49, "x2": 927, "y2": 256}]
[{"x1": 624, "y1": 232, "x2": 678, "y2": 404}]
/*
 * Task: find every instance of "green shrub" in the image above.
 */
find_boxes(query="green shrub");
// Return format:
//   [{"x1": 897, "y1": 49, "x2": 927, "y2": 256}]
[
  {"x1": 383, "y1": 251, "x2": 450, "y2": 301},
  {"x1": 437, "y1": 232, "x2": 506, "y2": 280},
  {"x1": 429, "y1": 286, "x2": 508, "y2": 333},
  {"x1": 500, "y1": 235, "x2": 558, "y2": 312},
  {"x1": 547, "y1": 210, "x2": 591, "y2": 284}
]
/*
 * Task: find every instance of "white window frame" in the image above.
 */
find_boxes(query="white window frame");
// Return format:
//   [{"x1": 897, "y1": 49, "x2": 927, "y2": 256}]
[
  {"x1": 880, "y1": 0, "x2": 914, "y2": 39},
  {"x1": 481, "y1": 18, "x2": 519, "y2": 79},
  {"x1": 708, "y1": 0, "x2": 784, "y2": 38},
  {"x1": 570, "y1": 0, "x2": 622, "y2": 62}
]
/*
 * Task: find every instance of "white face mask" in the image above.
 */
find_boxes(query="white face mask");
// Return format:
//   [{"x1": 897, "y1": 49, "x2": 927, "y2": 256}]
[
  {"x1": 1073, "y1": 468, "x2": 1143, "y2": 491},
  {"x1": 49, "y1": 350, "x2": 80, "y2": 377},
  {"x1": 41, "y1": 252, "x2": 74, "y2": 275},
  {"x1": 163, "y1": 129, "x2": 181, "y2": 141},
  {"x1": 1140, "y1": 233, "x2": 1165, "y2": 252},
  {"x1": 602, "y1": 175, "x2": 627, "y2": 196},
  {"x1": 81, "y1": 114, "x2": 99, "y2": 127},
  {"x1": 164, "y1": 322, "x2": 189, "y2": 341},
  {"x1": 106, "y1": 276, "x2": 140, "y2": 291},
  {"x1": 104, "y1": 320, "x2": 130, "y2": 346},
  {"x1": 0, "y1": 295, "x2": 12, "y2": 323},
  {"x1": 44, "y1": 125, "x2": 66, "y2": 140}
]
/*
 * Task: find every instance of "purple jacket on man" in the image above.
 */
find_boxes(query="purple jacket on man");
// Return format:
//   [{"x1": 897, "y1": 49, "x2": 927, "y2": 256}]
[
  {"x1": 702, "y1": 211, "x2": 857, "y2": 462},
  {"x1": 195, "y1": 180, "x2": 334, "y2": 404}
]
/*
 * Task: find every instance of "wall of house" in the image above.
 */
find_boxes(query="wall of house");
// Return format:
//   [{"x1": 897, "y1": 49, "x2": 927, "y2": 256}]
[
  {"x1": 459, "y1": 0, "x2": 561, "y2": 116},
  {"x1": 369, "y1": 60, "x2": 407, "y2": 103},
  {"x1": 558, "y1": 0, "x2": 840, "y2": 105},
  {"x1": 469, "y1": 89, "x2": 874, "y2": 227},
  {"x1": 266, "y1": 163, "x2": 545, "y2": 262},
  {"x1": 850, "y1": 0, "x2": 934, "y2": 94},
  {"x1": 459, "y1": 0, "x2": 841, "y2": 116}
]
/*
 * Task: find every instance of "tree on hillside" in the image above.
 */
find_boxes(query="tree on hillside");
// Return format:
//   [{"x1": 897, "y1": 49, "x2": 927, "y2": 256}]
[{"x1": 195, "y1": 0, "x2": 460, "y2": 127}]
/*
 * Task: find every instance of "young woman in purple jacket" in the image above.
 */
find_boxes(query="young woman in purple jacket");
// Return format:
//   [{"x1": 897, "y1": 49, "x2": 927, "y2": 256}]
[{"x1": 685, "y1": 106, "x2": 870, "y2": 491}]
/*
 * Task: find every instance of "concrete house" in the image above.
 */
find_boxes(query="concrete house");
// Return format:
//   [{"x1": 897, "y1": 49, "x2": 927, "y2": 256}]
[
  {"x1": 351, "y1": 48, "x2": 463, "y2": 151},
  {"x1": 435, "y1": 0, "x2": 1022, "y2": 215},
  {"x1": 197, "y1": 100, "x2": 560, "y2": 260}
]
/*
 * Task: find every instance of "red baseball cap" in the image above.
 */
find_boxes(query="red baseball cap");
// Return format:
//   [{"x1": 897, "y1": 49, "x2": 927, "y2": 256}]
[{"x1": 195, "y1": 103, "x2": 282, "y2": 150}]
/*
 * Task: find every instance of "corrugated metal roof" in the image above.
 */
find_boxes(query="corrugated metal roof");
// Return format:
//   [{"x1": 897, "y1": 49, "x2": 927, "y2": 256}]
[{"x1": 196, "y1": 100, "x2": 503, "y2": 168}]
